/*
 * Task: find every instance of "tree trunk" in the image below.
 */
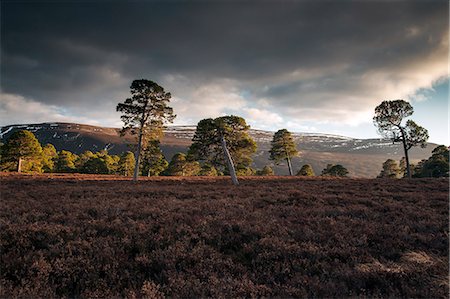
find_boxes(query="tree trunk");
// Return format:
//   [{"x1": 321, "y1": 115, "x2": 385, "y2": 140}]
[
  {"x1": 133, "y1": 129, "x2": 143, "y2": 181},
  {"x1": 400, "y1": 128, "x2": 411, "y2": 178},
  {"x1": 17, "y1": 157, "x2": 22, "y2": 173},
  {"x1": 220, "y1": 134, "x2": 239, "y2": 186},
  {"x1": 286, "y1": 156, "x2": 293, "y2": 176}
]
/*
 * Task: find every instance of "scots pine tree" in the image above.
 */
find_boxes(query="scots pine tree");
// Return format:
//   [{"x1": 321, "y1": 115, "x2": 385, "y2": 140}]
[
  {"x1": 269, "y1": 129, "x2": 298, "y2": 176},
  {"x1": 117, "y1": 79, "x2": 175, "y2": 181}
]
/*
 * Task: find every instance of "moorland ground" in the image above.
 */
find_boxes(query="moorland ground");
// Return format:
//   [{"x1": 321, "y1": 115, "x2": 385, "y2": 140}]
[{"x1": 0, "y1": 173, "x2": 448, "y2": 298}]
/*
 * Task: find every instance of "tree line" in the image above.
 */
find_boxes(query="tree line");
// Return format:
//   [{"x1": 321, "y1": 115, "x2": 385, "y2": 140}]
[
  {"x1": 1, "y1": 79, "x2": 447, "y2": 180},
  {"x1": 0, "y1": 128, "x2": 350, "y2": 178},
  {"x1": 378, "y1": 145, "x2": 449, "y2": 178},
  {"x1": 114, "y1": 79, "x2": 352, "y2": 184}
]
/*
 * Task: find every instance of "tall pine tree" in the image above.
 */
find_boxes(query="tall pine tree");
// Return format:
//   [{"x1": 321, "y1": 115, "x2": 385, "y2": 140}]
[
  {"x1": 188, "y1": 116, "x2": 256, "y2": 185},
  {"x1": 117, "y1": 79, "x2": 175, "y2": 181}
]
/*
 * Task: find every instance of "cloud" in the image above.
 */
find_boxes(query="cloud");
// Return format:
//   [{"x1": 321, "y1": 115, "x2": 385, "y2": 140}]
[
  {"x1": 0, "y1": 1, "x2": 448, "y2": 135},
  {"x1": 241, "y1": 107, "x2": 284, "y2": 131},
  {"x1": 163, "y1": 77, "x2": 247, "y2": 125},
  {"x1": 0, "y1": 92, "x2": 122, "y2": 127},
  {"x1": 0, "y1": 93, "x2": 89, "y2": 126}
]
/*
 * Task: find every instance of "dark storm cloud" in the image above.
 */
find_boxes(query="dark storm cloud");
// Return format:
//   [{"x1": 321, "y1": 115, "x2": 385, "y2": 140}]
[{"x1": 0, "y1": 0, "x2": 448, "y2": 126}]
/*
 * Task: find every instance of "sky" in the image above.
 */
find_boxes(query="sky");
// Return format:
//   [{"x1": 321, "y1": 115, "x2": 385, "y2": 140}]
[{"x1": 1, "y1": 0, "x2": 448, "y2": 144}]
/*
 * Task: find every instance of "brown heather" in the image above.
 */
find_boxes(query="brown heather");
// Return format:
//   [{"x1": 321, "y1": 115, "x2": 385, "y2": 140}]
[{"x1": 0, "y1": 173, "x2": 448, "y2": 298}]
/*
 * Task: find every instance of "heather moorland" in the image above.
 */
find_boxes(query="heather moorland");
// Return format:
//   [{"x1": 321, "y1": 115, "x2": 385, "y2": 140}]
[{"x1": 1, "y1": 173, "x2": 448, "y2": 298}]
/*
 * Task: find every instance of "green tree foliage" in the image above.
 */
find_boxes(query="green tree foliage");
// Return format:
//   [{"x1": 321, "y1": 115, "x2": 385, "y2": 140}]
[
  {"x1": 81, "y1": 157, "x2": 109, "y2": 174},
  {"x1": 256, "y1": 165, "x2": 274, "y2": 176},
  {"x1": 373, "y1": 100, "x2": 429, "y2": 178},
  {"x1": 118, "y1": 151, "x2": 136, "y2": 176},
  {"x1": 98, "y1": 151, "x2": 119, "y2": 174},
  {"x1": 199, "y1": 164, "x2": 219, "y2": 176},
  {"x1": 413, "y1": 145, "x2": 449, "y2": 178},
  {"x1": 188, "y1": 116, "x2": 257, "y2": 184},
  {"x1": 116, "y1": 79, "x2": 175, "y2": 181},
  {"x1": 76, "y1": 151, "x2": 119, "y2": 174},
  {"x1": 321, "y1": 164, "x2": 349, "y2": 177},
  {"x1": 235, "y1": 166, "x2": 256, "y2": 176},
  {"x1": 54, "y1": 150, "x2": 78, "y2": 173},
  {"x1": 141, "y1": 140, "x2": 168, "y2": 176},
  {"x1": 297, "y1": 164, "x2": 315, "y2": 176},
  {"x1": 377, "y1": 159, "x2": 400, "y2": 178},
  {"x1": 75, "y1": 151, "x2": 95, "y2": 169},
  {"x1": 1, "y1": 130, "x2": 43, "y2": 172},
  {"x1": 41, "y1": 144, "x2": 57, "y2": 173},
  {"x1": 269, "y1": 129, "x2": 298, "y2": 176},
  {"x1": 166, "y1": 153, "x2": 200, "y2": 176}
]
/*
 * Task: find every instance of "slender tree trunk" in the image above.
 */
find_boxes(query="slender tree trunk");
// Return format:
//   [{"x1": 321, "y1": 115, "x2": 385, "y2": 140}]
[
  {"x1": 17, "y1": 157, "x2": 22, "y2": 173},
  {"x1": 133, "y1": 128, "x2": 143, "y2": 181},
  {"x1": 220, "y1": 134, "x2": 239, "y2": 186},
  {"x1": 286, "y1": 156, "x2": 293, "y2": 176},
  {"x1": 399, "y1": 128, "x2": 411, "y2": 178}
]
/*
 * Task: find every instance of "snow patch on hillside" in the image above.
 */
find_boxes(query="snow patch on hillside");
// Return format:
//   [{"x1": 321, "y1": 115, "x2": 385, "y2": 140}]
[{"x1": 0, "y1": 126, "x2": 14, "y2": 138}]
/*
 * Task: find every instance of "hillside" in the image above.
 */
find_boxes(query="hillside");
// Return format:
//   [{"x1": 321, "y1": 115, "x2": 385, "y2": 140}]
[{"x1": 0, "y1": 122, "x2": 438, "y2": 178}]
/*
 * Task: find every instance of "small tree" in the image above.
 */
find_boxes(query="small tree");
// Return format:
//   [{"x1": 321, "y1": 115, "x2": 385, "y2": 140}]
[
  {"x1": 141, "y1": 140, "x2": 168, "y2": 176},
  {"x1": 414, "y1": 145, "x2": 449, "y2": 178},
  {"x1": 118, "y1": 151, "x2": 135, "y2": 176},
  {"x1": 199, "y1": 164, "x2": 219, "y2": 176},
  {"x1": 166, "y1": 153, "x2": 200, "y2": 176},
  {"x1": 321, "y1": 164, "x2": 349, "y2": 177},
  {"x1": 1, "y1": 130, "x2": 42, "y2": 172},
  {"x1": 188, "y1": 116, "x2": 256, "y2": 185},
  {"x1": 373, "y1": 100, "x2": 429, "y2": 178},
  {"x1": 269, "y1": 129, "x2": 298, "y2": 176},
  {"x1": 75, "y1": 151, "x2": 95, "y2": 170},
  {"x1": 41, "y1": 144, "x2": 57, "y2": 173},
  {"x1": 256, "y1": 165, "x2": 274, "y2": 176},
  {"x1": 81, "y1": 157, "x2": 109, "y2": 174},
  {"x1": 54, "y1": 150, "x2": 78, "y2": 173},
  {"x1": 297, "y1": 164, "x2": 315, "y2": 176},
  {"x1": 236, "y1": 166, "x2": 256, "y2": 176},
  {"x1": 117, "y1": 79, "x2": 175, "y2": 181},
  {"x1": 377, "y1": 159, "x2": 400, "y2": 178}
]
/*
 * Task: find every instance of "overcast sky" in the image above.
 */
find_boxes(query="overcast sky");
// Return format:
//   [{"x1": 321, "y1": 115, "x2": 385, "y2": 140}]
[{"x1": 1, "y1": 0, "x2": 448, "y2": 144}]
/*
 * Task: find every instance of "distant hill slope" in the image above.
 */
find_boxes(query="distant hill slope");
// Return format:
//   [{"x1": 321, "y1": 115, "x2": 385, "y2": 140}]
[{"x1": 0, "y1": 122, "x2": 438, "y2": 178}]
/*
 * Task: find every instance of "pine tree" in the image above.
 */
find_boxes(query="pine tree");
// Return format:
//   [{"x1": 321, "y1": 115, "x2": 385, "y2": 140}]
[
  {"x1": 75, "y1": 151, "x2": 95, "y2": 170},
  {"x1": 1, "y1": 130, "x2": 43, "y2": 172},
  {"x1": 81, "y1": 157, "x2": 109, "y2": 174},
  {"x1": 373, "y1": 100, "x2": 428, "y2": 178},
  {"x1": 41, "y1": 144, "x2": 57, "y2": 173},
  {"x1": 297, "y1": 164, "x2": 315, "y2": 176},
  {"x1": 118, "y1": 151, "x2": 135, "y2": 176},
  {"x1": 116, "y1": 79, "x2": 175, "y2": 181},
  {"x1": 54, "y1": 150, "x2": 78, "y2": 173},
  {"x1": 166, "y1": 153, "x2": 200, "y2": 176},
  {"x1": 188, "y1": 116, "x2": 256, "y2": 185},
  {"x1": 377, "y1": 159, "x2": 400, "y2": 178},
  {"x1": 199, "y1": 164, "x2": 219, "y2": 176},
  {"x1": 141, "y1": 140, "x2": 168, "y2": 176},
  {"x1": 256, "y1": 165, "x2": 274, "y2": 176},
  {"x1": 269, "y1": 129, "x2": 298, "y2": 176},
  {"x1": 321, "y1": 164, "x2": 349, "y2": 177},
  {"x1": 413, "y1": 145, "x2": 449, "y2": 177}
]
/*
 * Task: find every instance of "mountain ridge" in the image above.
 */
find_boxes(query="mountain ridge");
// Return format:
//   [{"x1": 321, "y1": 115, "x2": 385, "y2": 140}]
[{"x1": 0, "y1": 122, "x2": 438, "y2": 178}]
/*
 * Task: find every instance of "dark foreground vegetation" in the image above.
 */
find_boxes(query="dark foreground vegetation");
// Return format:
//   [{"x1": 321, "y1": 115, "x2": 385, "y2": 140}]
[{"x1": 1, "y1": 173, "x2": 448, "y2": 298}]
